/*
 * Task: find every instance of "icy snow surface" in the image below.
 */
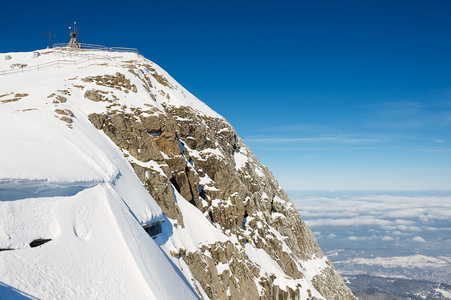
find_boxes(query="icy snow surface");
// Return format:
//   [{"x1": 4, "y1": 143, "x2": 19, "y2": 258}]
[{"x1": 0, "y1": 49, "x2": 199, "y2": 299}]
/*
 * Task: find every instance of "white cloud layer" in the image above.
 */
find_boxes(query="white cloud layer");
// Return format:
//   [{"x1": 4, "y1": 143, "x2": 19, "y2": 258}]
[
  {"x1": 288, "y1": 190, "x2": 451, "y2": 254},
  {"x1": 413, "y1": 236, "x2": 426, "y2": 243}
]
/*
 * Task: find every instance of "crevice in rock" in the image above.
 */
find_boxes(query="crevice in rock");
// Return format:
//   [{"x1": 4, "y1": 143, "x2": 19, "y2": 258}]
[
  {"x1": 270, "y1": 198, "x2": 277, "y2": 213},
  {"x1": 198, "y1": 185, "x2": 206, "y2": 200},
  {"x1": 184, "y1": 166, "x2": 196, "y2": 206},
  {"x1": 170, "y1": 176, "x2": 181, "y2": 194},
  {"x1": 178, "y1": 137, "x2": 186, "y2": 155},
  {"x1": 209, "y1": 211, "x2": 215, "y2": 224},
  {"x1": 242, "y1": 211, "x2": 249, "y2": 229}
]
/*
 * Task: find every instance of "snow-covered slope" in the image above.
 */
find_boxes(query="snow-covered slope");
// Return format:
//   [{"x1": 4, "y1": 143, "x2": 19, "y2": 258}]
[
  {"x1": 0, "y1": 48, "x2": 354, "y2": 299},
  {"x1": 0, "y1": 50, "x2": 197, "y2": 299}
]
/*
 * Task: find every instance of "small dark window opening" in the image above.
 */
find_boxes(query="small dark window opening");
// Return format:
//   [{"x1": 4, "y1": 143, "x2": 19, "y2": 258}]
[
  {"x1": 30, "y1": 238, "x2": 52, "y2": 248},
  {"x1": 143, "y1": 219, "x2": 164, "y2": 239}
]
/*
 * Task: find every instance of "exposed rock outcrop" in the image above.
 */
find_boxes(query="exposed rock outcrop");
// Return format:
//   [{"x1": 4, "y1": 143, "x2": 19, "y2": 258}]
[{"x1": 83, "y1": 56, "x2": 355, "y2": 299}]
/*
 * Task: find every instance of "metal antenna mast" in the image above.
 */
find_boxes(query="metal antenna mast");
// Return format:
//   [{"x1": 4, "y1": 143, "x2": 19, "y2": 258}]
[
  {"x1": 67, "y1": 22, "x2": 81, "y2": 48},
  {"x1": 43, "y1": 29, "x2": 56, "y2": 49}
]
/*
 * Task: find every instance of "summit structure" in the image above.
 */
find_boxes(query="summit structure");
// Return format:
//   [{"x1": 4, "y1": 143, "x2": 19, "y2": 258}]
[
  {"x1": 67, "y1": 22, "x2": 81, "y2": 48},
  {"x1": 0, "y1": 48, "x2": 355, "y2": 299}
]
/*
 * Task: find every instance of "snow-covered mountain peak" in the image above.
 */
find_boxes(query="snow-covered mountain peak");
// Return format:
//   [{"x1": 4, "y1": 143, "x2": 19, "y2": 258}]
[{"x1": 0, "y1": 48, "x2": 354, "y2": 299}]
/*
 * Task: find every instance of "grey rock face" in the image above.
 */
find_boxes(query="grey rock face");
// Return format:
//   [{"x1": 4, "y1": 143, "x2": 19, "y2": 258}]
[{"x1": 84, "y1": 59, "x2": 355, "y2": 299}]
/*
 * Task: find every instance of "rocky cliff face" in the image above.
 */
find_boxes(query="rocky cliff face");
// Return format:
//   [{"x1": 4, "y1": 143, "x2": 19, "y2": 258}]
[{"x1": 83, "y1": 55, "x2": 355, "y2": 299}]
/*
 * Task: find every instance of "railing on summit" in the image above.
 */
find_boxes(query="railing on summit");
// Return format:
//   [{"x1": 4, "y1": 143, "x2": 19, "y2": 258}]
[
  {"x1": 0, "y1": 54, "x2": 112, "y2": 76},
  {"x1": 53, "y1": 43, "x2": 139, "y2": 54}
]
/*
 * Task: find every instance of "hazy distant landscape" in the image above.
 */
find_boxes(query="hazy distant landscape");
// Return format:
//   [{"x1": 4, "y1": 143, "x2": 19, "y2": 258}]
[{"x1": 288, "y1": 190, "x2": 451, "y2": 298}]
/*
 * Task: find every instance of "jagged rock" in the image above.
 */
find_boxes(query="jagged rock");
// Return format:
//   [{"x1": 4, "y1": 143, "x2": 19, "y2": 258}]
[
  {"x1": 82, "y1": 72, "x2": 137, "y2": 93},
  {"x1": 84, "y1": 56, "x2": 356, "y2": 300},
  {"x1": 140, "y1": 114, "x2": 161, "y2": 133},
  {"x1": 181, "y1": 242, "x2": 261, "y2": 300},
  {"x1": 84, "y1": 89, "x2": 108, "y2": 102},
  {"x1": 144, "y1": 167, "x2": 184, "y2": 226},
  {"x1": 88, "y1": 111, "x2": 184, "y2": 226}
]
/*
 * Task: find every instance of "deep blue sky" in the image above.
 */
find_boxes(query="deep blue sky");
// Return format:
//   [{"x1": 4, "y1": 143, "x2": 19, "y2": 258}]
[{"x1": 1, "y1": 0, "x2": 450, "y2": 190}]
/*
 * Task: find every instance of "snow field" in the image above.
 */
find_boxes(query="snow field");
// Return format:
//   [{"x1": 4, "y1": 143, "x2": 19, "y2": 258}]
[{"x1": 0, "y1": 49, "x2": 201, "y2": 299}]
